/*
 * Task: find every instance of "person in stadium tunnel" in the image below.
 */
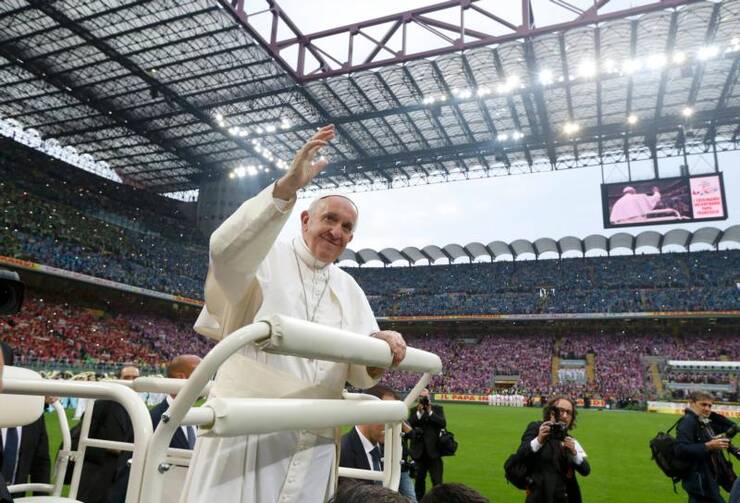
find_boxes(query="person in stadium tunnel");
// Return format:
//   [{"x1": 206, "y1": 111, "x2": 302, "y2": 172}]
[
  {"x1": 675, "y1": 390, "x2": 737, "y2": 503},
  {"x1": 514, "y1": 396, "x2": 590, "y2": 503},
  {"x1": 183, "y1": 124, "x2": 407, "y2": 503}
]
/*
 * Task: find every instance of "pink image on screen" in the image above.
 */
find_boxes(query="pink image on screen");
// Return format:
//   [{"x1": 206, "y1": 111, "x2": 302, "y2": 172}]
[{"x1": 689, "y1": 176, "x2": 724, "y2": 219}]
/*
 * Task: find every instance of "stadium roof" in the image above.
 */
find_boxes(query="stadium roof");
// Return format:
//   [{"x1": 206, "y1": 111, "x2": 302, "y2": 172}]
[
  {"x1": 337, "y1": 224, "x2": 740, "y2": 265},
  {"x1": 0, "y1": 0, "x2": 738, "y2": 195}
]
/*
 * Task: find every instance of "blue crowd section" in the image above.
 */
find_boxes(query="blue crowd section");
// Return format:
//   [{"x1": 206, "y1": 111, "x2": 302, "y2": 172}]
[
  {"x1": 345, "y1": 252, "x2": 740, "y2": 315},
  {"x1": 0, "y1": 142, "x2": 738, "y2": 313}
]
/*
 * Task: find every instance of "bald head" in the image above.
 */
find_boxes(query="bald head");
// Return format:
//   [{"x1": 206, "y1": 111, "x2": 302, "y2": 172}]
[
  {"x1": 119, "y1": 366, "x2": 139, "y2": 381},
  {"x1": 166, "y1": 355, "x2": 201, "y2": 380}
]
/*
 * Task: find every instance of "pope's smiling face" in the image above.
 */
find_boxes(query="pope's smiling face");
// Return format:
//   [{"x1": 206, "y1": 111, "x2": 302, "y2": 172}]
[{"x1": 300, "y1": 196, "x2": 356, "y2": 263}]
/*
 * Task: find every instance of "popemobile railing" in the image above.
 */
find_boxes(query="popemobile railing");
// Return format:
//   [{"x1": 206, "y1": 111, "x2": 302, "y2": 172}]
[{"x1": 1, "y1": 314, "x2": 442, "y2": 503}]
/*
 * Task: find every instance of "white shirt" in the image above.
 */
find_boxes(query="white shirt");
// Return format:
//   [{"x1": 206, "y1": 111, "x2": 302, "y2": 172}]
[
  {"x1": 1, "y1": 426, "x2": 22, "y2": 483},
  {"x1": 354, "y1": 427, "x2": 381, "y2": 471},
  {"x1": 530, "y1": 435, "x2": 587, "y2": 466}
]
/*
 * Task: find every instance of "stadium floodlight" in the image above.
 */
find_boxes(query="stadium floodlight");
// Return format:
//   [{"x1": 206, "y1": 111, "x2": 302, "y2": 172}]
[
  {"x1": 476, "y1": 86, "x2": 491, "y2": 97},
  {"x1": 497, "y1": 133, "x2": 509, "y2": 141},
  {"x1": 460, "y1": 89, "x2": 472, "y2": 99},
  {"x1": 235, "y1": 166, "x2": 247, "y2": 178},
  {"x1": 255, "y1": 145, "x2": 262, "y2": 154},
  {"x1": 255, "y1": 126, "x2": 264, "y2": 134},
  {"x1": 601, "y1": 59, "x2": 618, "y2": 74},
  {"x1": 577, "y1": 60, "x2": 597, "y2": 79},
  {"x1": 228, "y1": 127, "x2": 240, "y2": 136},
  {"x1": 627, "y1": 114, "x2": 639, "y2": 125},
  {"x1": 437, "y1": 94, "x2": 447, "y2": 102},
  {"x1": 247, "y1": 165, "x2": 258, "y2": 176},
  {"x1": 280, "y1": 119, "x2": 291, "y2": 129},
  {"x1": 682, "y1": 106, "x2": 694, "y2": 117},
  {"x1": 214, "y1": 113, "x2": 224, "y2": 122},
  {"x1": 538, "y1": 69, "x2": 554, "y2": 86},
  {"x1": 251, "y1": 139, "x2": 259, "y2": 145},
  {"x1": 239, "y1": 129, "x2": 249, "y2": 137},
  {"x1": 497, "y1": 75, "x2": 520, "y2": 94},
  {"x1": 229, "y1": 172, "x2": 236, "y2": 179},
  {"x1": 646, "y1": 53, "x2": 667, "y2": 70},
  {"x1": 622, "y1": 58, "x2": 642, "y2": 74},
  {"x1": 563, "y1": 122, "x2": 580, "y2": 135},
  {"x1": 672, "y1": 51, "x2": 687, "y2": 64},
  {"x1": 697, "y1": 45, "x2": 719, "y2": 60},
  {"x1": 511, "y1": 131, "x2": 524, "y2": 140},
  {"x1": 265, "y1": 124, "x2": 277, "y2": 133}
]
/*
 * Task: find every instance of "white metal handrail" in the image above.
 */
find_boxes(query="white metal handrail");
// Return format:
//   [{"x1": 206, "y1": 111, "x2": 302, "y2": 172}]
[
  {"x1": 139, "y1": 315, "x2": 442, "y2": 503},
  {"x1": 1, "y1": 379, "x2": 152, "y2": 503}
]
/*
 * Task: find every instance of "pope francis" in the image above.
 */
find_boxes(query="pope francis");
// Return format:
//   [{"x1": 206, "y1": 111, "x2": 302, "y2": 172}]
[{"x1": 180, "y1": 124, "x2": 407, "y2": 503}]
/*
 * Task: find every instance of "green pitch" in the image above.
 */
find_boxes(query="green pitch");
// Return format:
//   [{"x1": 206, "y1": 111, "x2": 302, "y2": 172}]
[{"x1": 44, "y1": 404, "x2": 705, "y2": 502}]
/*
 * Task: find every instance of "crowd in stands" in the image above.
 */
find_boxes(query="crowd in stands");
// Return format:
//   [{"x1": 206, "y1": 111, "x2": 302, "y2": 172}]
[
  {"x1": 381, "y1": 327, "x2": 739, "y2": 403},
  {"x1": 1, "y1": 291, "x2": 736, "y2": 404},
  {"x1": 1, "y1": 141, "x2": 207, "y2": 297},
  {"x1": 0, "y1": 295, "x2": 212, "y2": 369},
  {"x1": 351, "y1": 251, "x2": 740, "y2": 315},
  {"x1": 1, "y1": 142, "x2": 738, "y2": 314}
]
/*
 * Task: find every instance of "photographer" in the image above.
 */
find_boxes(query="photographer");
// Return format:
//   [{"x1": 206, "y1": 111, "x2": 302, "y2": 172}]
[
  {"x1": 675, "y1": 391, "x2": 738, "y2": 503},
  {"x1": 515, "y1": 396, "x2": 590, "y2": 503},
  {"x1": 409, "y1": 389, "x2": 446, "y2": 501}
]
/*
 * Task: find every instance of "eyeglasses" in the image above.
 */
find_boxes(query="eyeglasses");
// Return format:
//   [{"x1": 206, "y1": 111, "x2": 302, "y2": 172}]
[{"x1": 555, "y1": 407, "x2": 573, "y2": 416}]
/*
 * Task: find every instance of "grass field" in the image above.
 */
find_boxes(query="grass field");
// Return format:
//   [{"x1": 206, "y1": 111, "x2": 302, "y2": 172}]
[{"x1": 43, "y1": 404, "x2": 702, "y2": 502}]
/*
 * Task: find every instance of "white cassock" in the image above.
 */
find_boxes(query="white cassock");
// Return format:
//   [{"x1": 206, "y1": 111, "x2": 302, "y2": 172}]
[
  {"x1": 180, "y1": 183, "x2": 379, "y2": 503},
  {"x1": 609, "y1": 191, "x2": 661, "y2": 223}
]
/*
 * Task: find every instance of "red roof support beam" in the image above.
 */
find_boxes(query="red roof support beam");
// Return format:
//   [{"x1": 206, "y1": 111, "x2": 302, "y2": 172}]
[{"x1": 221, "y1": 0, "x2": 703, "y2": 83}]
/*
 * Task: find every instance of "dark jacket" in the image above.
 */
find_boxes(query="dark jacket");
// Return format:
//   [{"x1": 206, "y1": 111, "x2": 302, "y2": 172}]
[
  {"x1": 676, "y1": 409, "x2": 736, "y2": 502},
  {"x1": 150, "y1": 399, "x2": 191, "y2": 450},
  {"x1": 8, "y1": 417, "x2": 50, "y2": 496},
  {"x1": 408, "y1": 404, "x2": 446, "y2": 460},
  {"x1": 516, "y1": 421, "x2": 591, "y2": 503},
  {"x1": 77, "y1": 400, "x2": 133, "y2": 503},
  {"x1": 338, "y1": 427, "x2": 376, "y2": 489}
]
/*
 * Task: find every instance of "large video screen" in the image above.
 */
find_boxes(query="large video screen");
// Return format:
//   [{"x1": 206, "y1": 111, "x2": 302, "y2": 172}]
[{"x1": 601, "y1": 173, "x2": 728, "y2": 229}]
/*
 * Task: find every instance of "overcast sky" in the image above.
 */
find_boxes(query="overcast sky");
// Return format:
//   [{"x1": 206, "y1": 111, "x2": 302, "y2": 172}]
[{"x1": 266, "y1": 0, "x2": 739, "y2": 253}]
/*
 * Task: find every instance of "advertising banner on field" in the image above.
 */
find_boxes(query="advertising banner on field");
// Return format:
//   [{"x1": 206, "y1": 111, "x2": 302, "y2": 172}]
[
  {"x1": 647, "y1": 401, "x2": 740, "y2": 418},
  {"x1": 434, "y1": 393, "x2": 488, "y2": 403}
]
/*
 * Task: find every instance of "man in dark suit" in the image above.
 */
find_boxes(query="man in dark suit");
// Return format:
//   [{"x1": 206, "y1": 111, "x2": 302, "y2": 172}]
[
  {"x1": 108, "y1": 355, "x2": 201, "y2": 503},
  {"x1": 1, "y1": 269, "x2": 25, "y2": 503},
  {"x1": 150, "y1": 355, "x2": 202, "y2": 449},
  {"x1": 338, "y1": 385, "x2": 394, "y2": 490},
  {"x1": 77, "y1": 365, "x2": 139, "y2": 503},
  {"x1": 515, "y1": 396, "x2": 590, "y2": 503},
  {"x1": 1, "y1": 341, "x2": 51, "y2": 498},
  {"x1": 408, "y1": 389, "x2": 446, "y2": 501}
]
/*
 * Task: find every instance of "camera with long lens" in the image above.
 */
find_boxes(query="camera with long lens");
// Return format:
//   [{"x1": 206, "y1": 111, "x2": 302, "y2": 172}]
[
  {"x1": 716, "y1": 423, "x2": 740, "y2": 460},
  {"x1": 0, "y1": 269, "x2": 24, "y2": 315},
  {"x1": 419, "y1": 395, "x2": 430, "y2": 407}
]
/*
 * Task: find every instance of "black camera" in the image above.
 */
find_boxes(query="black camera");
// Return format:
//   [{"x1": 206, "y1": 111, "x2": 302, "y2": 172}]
[
  {"x1": 549, "y1": 421, "x2": 568, "y2": 442},
  {"x1": 419, "y1": 395, "x2": 430, "y2": 407},
  {"x1": 0, "y1": 269, "x2": 24, "y2": 315}
]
